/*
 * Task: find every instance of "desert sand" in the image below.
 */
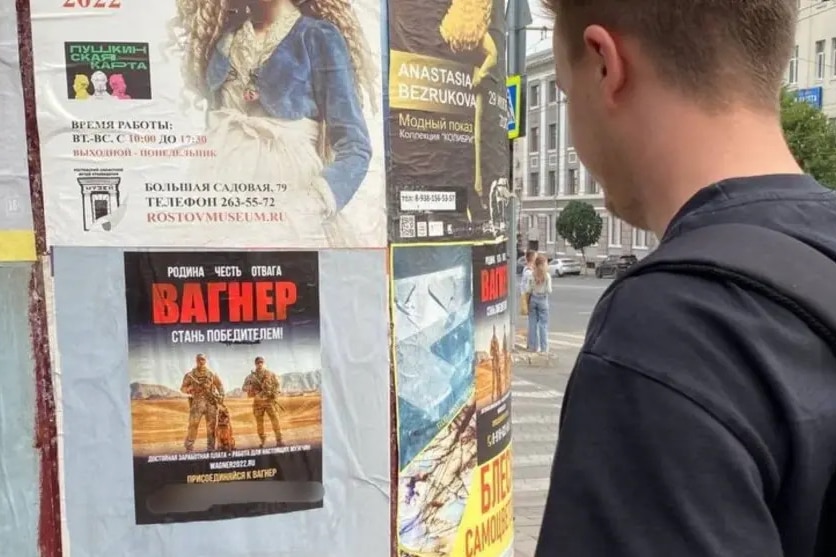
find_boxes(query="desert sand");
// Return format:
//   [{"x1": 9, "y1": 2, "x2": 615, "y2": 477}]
[
  {"x1": 131, "y1": 394, "x2": 322, "y2": 456},
  {"x1": 475, "y1": 356, "x2": 511, "y2": 409}
]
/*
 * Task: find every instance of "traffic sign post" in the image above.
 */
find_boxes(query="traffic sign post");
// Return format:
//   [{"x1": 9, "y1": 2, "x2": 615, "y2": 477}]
[{"x1": 507, "y1": 74, "x2": 522, "y2": 139}]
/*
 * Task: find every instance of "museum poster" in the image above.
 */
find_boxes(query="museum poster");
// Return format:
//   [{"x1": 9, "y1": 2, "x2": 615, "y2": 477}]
[
  {"x1": 392, "y1": 244, "x2": 513, "y2": 557},
  {"x1": 124, "y1": 251, "x2": 323, "y2": 524},
  {"x1": 387, "y1": 0, "x2": 510, "y2": 243},
  {"x1": 29, "y1": 0, "x2": 385, "y2": 248}
]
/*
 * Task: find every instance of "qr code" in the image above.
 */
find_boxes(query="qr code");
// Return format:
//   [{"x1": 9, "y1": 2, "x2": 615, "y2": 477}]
[{"x1": 399, "y1": 215, "x2": 416, "y2": 238}]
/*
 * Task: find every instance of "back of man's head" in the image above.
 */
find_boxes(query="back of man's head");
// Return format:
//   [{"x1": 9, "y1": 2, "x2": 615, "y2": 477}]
[
  {"x1": 544, "y1": 0, "x2": 797, "y2": 111},
  {"x1": 543, "y1": 0, "x2": 802, "y2": 235},
  {"x1": 526, "y1": 249, "x2": 537, "y2": 263}
]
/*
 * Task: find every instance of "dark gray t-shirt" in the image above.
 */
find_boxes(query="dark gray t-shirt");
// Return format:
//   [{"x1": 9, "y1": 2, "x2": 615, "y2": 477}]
[{"x1": 535, "y1": 175, "x2": 836, "y2": 557}]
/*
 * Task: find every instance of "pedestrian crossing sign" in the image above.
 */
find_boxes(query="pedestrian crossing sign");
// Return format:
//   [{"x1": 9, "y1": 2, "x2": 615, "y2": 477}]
[{"x1": 507, "y1": 74, "x2": 522, "y2": 139}]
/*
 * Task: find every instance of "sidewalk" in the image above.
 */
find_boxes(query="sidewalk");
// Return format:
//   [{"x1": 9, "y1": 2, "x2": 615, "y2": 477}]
[{"x1": 512, "y1": 328, "x2": 559, "y2": 366}]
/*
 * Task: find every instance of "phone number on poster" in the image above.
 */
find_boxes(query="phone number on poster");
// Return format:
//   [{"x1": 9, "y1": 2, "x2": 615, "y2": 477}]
[
  {"x1": 400, "y1": 191, "x2": 456, "y2": 211},
  {"x1": 146, "y1": 197, "x2": 277, "y2": 209}
]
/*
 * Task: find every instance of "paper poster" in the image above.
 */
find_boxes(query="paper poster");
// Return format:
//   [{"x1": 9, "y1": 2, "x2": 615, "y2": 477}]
[
  {"x1": 387, "y1": 0, "x2": 509, "y2": 243},
  {"x1": 453, "y1": 241, "x2": 513, "y2": 556},
  {"x1": 0, "y1": 0, "x2": 35, "y2": 261},
  {"x1": 124, "y1": 251, "x2": 323, "y2": 524},
  {"x1": 30, "y1": 0, "x2": 385, "y2": 248},
  {"x1": 392, "y1": 245, "x2": 477, "y2": 555},
  {"x1": 392, "y1": 243, "x2": 513, "y2": 556}
]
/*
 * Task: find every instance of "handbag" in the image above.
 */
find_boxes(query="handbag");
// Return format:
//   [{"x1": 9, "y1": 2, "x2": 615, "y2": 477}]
[{"x1": 519, "y1": 291, "x2": 530, "y2": 316}]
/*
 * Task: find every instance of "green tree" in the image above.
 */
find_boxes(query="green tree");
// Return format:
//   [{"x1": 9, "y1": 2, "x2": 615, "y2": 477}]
[
  {"x1": 556, "y1": 200, "x2": 603, "y2": 269},
  {"x1": 781, "y1": 88, "x2": 836, "y2": 188}
]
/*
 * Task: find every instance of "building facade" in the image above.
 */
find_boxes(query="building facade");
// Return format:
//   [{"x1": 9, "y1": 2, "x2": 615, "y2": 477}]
[
  {"x1": 517, "y1": 50, "x2": 659, "y2": 263},
  {"x1": 790, "y1": 0, "x2": 836, "y2": 119}
]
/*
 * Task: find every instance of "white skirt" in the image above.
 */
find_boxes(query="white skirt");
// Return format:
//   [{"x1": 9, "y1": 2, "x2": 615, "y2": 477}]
[{"x1": 193, "y1": 108, "x2": 356, "y2": 247}]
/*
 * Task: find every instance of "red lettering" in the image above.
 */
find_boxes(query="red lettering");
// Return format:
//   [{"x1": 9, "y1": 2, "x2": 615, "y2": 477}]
[
  {"x1": 465, "y1": 528, "x2": 474, "y2": 557},
  {"x1": 179, "y1": 283, "x2": 208, "y2": 323},
  {"x1": 149, "y1": 281, "x2": 299, "y2": 324},
  {"x1": 205, "y1": 283, "x2": 227, "y2": 322},
  {"x1": 273, "y1": 281, "x2": 297, "y2": 319},
  {"x1": 152, "y1": 283, "x2": 179, "y2": 324},
  {"x1": 480, "y1": 265, "x2": 508, "y2": 303},
  {"x1": 228, "y1": 282, "x2": 254, "y2": 322},
  {"x1": 480, "y1": 462, "x2": 491, "y2": 513},
  {"x1": 481, "y1": 451, "x2": 512, "y2": 515},
  {"x1": 255, "y1": 282, "x2": 273, "y2": 321}
]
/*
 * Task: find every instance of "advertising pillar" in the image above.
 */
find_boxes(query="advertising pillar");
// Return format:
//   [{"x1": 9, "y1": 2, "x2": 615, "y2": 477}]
[{"x1": 9, "y1": 0, "x2": 512, "y2": 552}]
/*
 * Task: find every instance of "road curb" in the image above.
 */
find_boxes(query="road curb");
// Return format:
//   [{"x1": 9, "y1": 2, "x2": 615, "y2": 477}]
[{"x1": 512, "y1": 343, "x2": 559, "y2": 366}]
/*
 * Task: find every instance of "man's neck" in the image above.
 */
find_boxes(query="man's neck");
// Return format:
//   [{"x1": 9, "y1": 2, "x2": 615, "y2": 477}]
[{"x1": 634, "y1": 104, "x2": 802, "y2": 237}]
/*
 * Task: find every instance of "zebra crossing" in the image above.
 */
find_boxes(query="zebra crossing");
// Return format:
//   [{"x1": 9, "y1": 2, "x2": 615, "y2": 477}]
[
  {"x1": 510, "y1": 331, "x2": 588, "y2": 556},
  {"x1": 514, "y1": 330, "x2": 587, "y2": 352},
  {"x1": 511, "y1": 376, "x2": 562, "y2": 497}
]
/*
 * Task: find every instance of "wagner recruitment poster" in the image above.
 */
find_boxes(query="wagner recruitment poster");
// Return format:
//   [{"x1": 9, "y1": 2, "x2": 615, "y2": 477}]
[
  {"x1": 387, "y1": 0, "x2": 509, "y2": 242},
  {"x1": 453, "y1": 241, "x2": 513, "y2": 556},
  {"x1": 124, "y1": 251, "x2": 323, "y2": 524},
  {"x1": 29, "y1": 0, "x2": 386, "y2": 248}
]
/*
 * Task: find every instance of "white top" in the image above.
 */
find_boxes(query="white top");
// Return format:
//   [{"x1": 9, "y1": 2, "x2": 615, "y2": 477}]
[
  {"x1": 520, "y1": 267, "x2": 533, "y2": 294},
  {"x1": 525, "y1": 271, "x2": 552, "y2": 295}
]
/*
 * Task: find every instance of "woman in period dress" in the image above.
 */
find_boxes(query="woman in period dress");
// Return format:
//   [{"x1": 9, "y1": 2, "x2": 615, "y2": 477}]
[{"x1": 172, "y1": 0, "x2": 377, "y2": 246}]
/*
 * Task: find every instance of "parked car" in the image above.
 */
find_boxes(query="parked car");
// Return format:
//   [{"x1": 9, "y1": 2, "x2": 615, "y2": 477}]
[
  {"x1": 548, "y1": 257, "x2": 582, "y2": 277},
  {"x1": 595, "y1": 254, "x2": 638, "y2": 278}
]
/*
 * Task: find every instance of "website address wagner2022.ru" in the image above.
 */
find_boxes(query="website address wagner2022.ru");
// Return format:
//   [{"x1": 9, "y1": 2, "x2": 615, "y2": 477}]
[{"x1": 146, "y1": 211, "x2": 284, "y2": 223}]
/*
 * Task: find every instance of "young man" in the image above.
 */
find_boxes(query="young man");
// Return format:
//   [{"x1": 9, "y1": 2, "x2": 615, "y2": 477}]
[{"x1": 535, "y1": 2, "x2": 836, "y2": 556}]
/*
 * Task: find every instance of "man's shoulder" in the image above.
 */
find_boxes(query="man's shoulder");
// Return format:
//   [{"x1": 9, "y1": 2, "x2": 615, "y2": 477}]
[
  {"x1": 584, "y1": 262, "x2": 827, "y2": 409},
  {"x1": 586, "y1": 271, "x2": 765, "y2": 380}
]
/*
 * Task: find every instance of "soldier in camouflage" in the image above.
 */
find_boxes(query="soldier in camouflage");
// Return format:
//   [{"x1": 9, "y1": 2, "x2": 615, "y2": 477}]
[
  {"x1": 490, "y1": 325, "x2": 502, "y2": 400},
  {"x1": 180, "y1": 353, "x2": 225, "y2": 452},
  {"x1": 242, "y1": 356, "x2": 282, "y2": 448}
]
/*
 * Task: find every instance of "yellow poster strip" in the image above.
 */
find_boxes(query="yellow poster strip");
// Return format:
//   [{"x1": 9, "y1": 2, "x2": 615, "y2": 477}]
[
  {"x1": 0, "y1": 230, "x2": 36, "y2": 261},
  {"x1": 452, "y1": 444, "x2": 514, "y2": 557}
]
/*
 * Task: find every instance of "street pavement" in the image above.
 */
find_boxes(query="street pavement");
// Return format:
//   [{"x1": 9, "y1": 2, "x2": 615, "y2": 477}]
[{"x1": 512, "y1": 275, "x2": 611, "y2": 557}]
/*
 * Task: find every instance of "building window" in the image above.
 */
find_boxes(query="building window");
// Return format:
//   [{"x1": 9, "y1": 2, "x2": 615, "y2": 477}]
[
  {"x1": 546, "y1": 215, "x2": 554, "y2": 243},
  {"x1": 530, "y1": 126, "x2": 540, "y2": 152},
  {"x1": 831, "y1": 38, "x2": 836, "y2": 78},
  {"x1": 530, "y1": 83, "x2": 540, "y2": 107},
  {"x1": 548, "y1": 80, "x2": 557, "y2": 103},
  {"x1": 584, "y1": 172, "x2": 597, "y2": 194},
  {"x1": 527, "y1": 214, "x2": 534, "y2": 229},
  {"x1": 632, "y1": 228, "x2": 649, "y2": 249},
  {"x1": 546, "y1": 170, "x2": 556, "y2": 196},
  {"x1": 528, "y1": 172, "x2": 539, "y2": 197},
  {"x1": 548, "y1": 123, "x2": 557, "y2": 150},
  {"x1": 566, "y1": 168, "x2": 579, "y2": 195},
  {"x1": 608, "y1": 216, "x2": 622, "y2": 247},
  {"x1": 789, "y1": 45, "x2": 799, "y2": 84},
  {"x1": 816, "y1": 40, "x2": 826, "y2": 80}
]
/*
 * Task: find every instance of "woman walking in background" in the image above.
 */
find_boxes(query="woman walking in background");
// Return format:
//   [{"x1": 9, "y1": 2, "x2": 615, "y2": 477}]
[{"x1": 527, "y1": 254, "x2": 552, "y2": 353}]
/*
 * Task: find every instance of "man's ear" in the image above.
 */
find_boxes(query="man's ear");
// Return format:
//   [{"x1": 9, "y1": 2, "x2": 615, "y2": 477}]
[{"x1": 583, "y1": 25, "x2": 626, "y2": 107}]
